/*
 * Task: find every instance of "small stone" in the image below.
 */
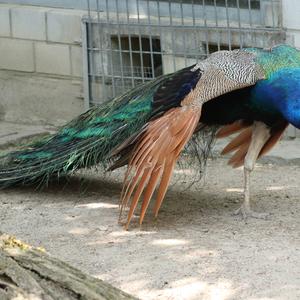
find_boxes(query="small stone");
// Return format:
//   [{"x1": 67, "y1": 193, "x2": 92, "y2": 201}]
[{"x1": 97, "y1": 225, "x2": 108, "y2": 231}]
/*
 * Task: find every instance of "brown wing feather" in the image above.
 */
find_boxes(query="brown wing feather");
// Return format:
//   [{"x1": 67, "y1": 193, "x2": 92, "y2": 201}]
[
  {"x1": 259, "y1": 123, "x2": 288, "y2": 157},
  {"x1": 221, "y1": 127, "x2": 252, "y2": 155},
  {"x1": 219, "y1": 121, "x2": 288, "y2": 168},
  {"x1": 228, "y1": 140, "x2": 251, "y2": 167},
  {"x1": 120, "y1": 106, "x2": 201, "y2": 229},
  {"x1": 216, "y1": 120, "x2": 250, "y2": 138}
]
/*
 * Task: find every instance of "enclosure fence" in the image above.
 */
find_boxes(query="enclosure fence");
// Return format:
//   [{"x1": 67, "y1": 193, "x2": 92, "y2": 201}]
[{"x1": 82, "y1": 0, "x2": 285, "y2": 109}]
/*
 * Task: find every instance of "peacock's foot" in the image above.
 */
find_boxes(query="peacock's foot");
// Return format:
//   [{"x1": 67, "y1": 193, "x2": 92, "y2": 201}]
[{"x1": 233, "y1": 204, "x2": 270, "y2": 220}]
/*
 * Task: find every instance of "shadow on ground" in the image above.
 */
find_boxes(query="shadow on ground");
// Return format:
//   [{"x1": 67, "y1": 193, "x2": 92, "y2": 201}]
[{"x1": 1, "y1": 159, "x2": 300, "y2": 299}]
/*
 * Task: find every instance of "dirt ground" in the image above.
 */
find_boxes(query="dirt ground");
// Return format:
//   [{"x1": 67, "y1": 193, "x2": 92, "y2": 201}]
[{"x1": 0, "y1": 156, "x2": 300, "y2": 300}]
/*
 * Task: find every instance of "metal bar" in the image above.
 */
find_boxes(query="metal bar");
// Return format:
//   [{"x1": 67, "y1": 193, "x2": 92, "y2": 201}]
[
  {"x1": 278, "y1": 0, "x2": 283, "y2": 28},
  {"x1": 248, "y1": 0, "x2": 255, "y2": 46},
  {"x1": 202, "y1": 0, "x2": 209, "y2": 56},
  {"x1": 87, "y1": 50, "x2": 199, "y2": 60},
  {"x1": 86, "y1": 0, "x2": 95, "y2": 108},
  {"x1": 191, "y1": 0, "x2": 199, "y2": 63},
  {"x1": 126, "y1": 0, "x2": 135, "y2": 87},
  {"x1": 88, "y1": 48, "x2": 164, "y2": 55},
  {"x1": 156, "y1": 0, "x2": 164, "y2": 74},
  {"x1": 89, "y1": 74, "x2": 155, "y2": 80},
  {"x1": 136, "y1": 0, "x2": 145, "y2": 83},
  {"x1": 105, "y1": 0, "x2": 116, "y2": 98},
  {"x1": 82, "y1": 19, "x2": 90, "y2": 111},
  {"x1": 168, "y1": 0, "x2": 176, "y2": 70},
  {"x1": 259, "y1": 0, "x2": 264, "y2": 27},
  {"x1": 115, "y1": 0, "x2": 125, "y2": 90},
  {"x1": 236, "y1": 0, "x2": 243, "y2": 48},
  {"x1": 213, "y1": 0, "x2": 221, "y2": 51},
  {"x1": 180, "y1": 0, "x2": 188, "y2": 67},
  {"x1": 85, "y1": 18, "x2": 284, "y2": 32},
  {"x1": 146, "y1": 0, "x2": 155, "y2": 78},
  {"x1": 96, "y1": 0, "x2": 107, "y2": 103},
  {"x1": 270, "y1": 0, "x2": 276, "y2": 28},
  {"x1": 225, "y1": 0, "x2": 232, "y2": 50}
]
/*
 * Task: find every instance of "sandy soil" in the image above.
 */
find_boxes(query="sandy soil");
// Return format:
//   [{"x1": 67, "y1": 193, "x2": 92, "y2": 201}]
[{"x1": 0, "y1": 158, "x2": 300, "y2": 300}]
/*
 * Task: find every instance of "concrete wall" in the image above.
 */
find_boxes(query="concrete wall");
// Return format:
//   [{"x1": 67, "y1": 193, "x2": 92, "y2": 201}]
[
  {"x1": 0, "y1": 1, "x2": 294, "y2": 127},
  {"x1": 0, "y1": 3, "x2": 85, "y2": 125},
  {"x1": 282, "y1": 0, "x2": 300, "y2": 47},
  {"x1": 281, "y1": 0, "x2": 300, "y2": 137}
]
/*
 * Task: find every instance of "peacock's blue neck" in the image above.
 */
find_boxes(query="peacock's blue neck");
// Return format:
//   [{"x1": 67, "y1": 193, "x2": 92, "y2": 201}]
[{"x1": 250, "y1": 67, "x2": 300, "y2": 128}]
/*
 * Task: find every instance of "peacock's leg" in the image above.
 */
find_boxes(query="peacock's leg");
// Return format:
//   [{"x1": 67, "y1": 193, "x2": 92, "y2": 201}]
[{"x1": 234, "y1": 121, "x2": 271, "y2": 219}]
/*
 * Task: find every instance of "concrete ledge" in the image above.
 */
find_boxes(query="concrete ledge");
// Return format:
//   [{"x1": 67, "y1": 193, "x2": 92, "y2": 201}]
[
  {"x1": 46, "y1": 9, "x2": 85, "y2": 44},
  {"x1": 71, "y1": 45, "x2": 83, "y2": 77},
  {"x1": 11, "y1": 6, "x2": 47, "y2": 40},
  {"x1": 0, "y1": 38, "x2": 34, "y2": 72},
  {"x1": 0, "y1": 6, "x2": 10, "y2": 37},
  {"x1": 0, "y1": 4, "x2": 85, "y2": 80},
  {"x1": 283, "y1": 0, "x2": 300, "y2": 30},
  {"x1": 0, "y1": 70, "x2": 84, "y2": 126},
  {"x1": 0, "y1": 122, "x2": 56, "y2": 150},
  {"x1": 35, "y1": 43, "x2": 71, "y2": 76}
]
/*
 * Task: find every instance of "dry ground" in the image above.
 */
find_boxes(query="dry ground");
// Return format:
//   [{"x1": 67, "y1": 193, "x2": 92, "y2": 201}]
[{"x1": 0, "y1": 158, "x2": 300, "y2": 300}]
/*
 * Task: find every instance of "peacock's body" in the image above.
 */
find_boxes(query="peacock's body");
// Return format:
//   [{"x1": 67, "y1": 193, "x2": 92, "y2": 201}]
[{"x1": 1, "y1": 44, "x2": 300, "y2": 228}]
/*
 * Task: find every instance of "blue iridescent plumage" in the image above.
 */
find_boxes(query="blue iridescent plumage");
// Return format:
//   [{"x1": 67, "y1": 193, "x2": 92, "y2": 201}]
[{"x1": 250, "y1": 68, "x2": 300, "y2": 128}]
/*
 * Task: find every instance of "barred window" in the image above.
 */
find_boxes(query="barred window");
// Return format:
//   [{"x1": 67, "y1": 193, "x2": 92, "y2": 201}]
[{"x1": 159, "y1": 0, "x2": 260, "y2": 10}]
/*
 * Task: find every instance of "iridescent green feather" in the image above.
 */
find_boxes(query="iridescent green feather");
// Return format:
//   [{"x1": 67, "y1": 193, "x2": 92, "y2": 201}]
[{"x1": 0, "y1": 72, "x2": 168, "y2": 187}]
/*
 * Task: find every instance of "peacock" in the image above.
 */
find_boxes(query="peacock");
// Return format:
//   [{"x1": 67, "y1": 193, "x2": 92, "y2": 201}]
[{"x1": 1, "y1": 44, "x2": 300, "y2": 229}]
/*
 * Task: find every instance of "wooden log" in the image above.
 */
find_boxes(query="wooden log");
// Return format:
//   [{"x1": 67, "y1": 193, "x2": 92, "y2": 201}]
[{"x1": 0, "y1": 232, "x2": 138, "y2": 300}]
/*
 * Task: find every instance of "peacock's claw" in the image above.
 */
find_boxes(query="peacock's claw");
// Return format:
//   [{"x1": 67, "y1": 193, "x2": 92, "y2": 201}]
[{"x1": 233, "y1": 204, "x2": 270, "y2": 220}]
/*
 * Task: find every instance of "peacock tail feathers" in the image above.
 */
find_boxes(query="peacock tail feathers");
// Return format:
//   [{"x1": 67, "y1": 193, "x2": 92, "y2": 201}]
[
  {"x1": 0, "y1": 76, "x2": 164, "y2": 187},
  {"x1": 0, "y1": 65, "x2": 214, "y2": 188}
]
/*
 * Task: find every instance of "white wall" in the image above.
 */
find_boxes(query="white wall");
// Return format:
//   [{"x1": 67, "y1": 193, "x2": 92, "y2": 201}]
[
  {"x1": 282, "y1": 0, "x2": 300, "y2": 47},
  {"x1": 281, "y1": 0, "x2": 300, "y2": 137},
  {"x1": 0, "y1": 3, "x2": 85, "y2": 125}
]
